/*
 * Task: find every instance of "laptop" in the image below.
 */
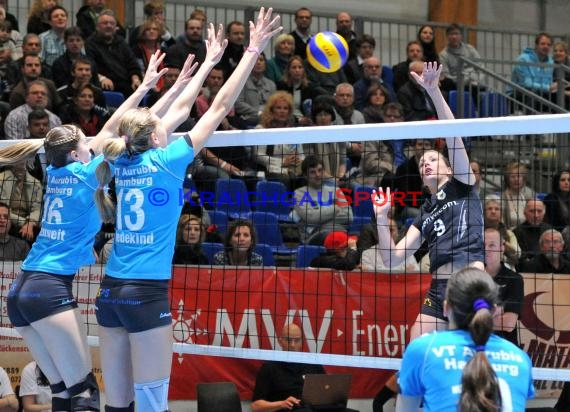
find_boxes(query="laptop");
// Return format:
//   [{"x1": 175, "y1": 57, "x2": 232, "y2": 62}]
[{"x1": 301, "y1": 373, "x2": 352, "y2": 411}]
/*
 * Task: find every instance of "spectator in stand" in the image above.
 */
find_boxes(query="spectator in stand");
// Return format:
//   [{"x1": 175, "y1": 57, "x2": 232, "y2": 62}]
[
  {"x1": 129, "y1": 0, "x2": 175, "y2": 50},
  {"x1": 484, "y1": 195, "x2": 521, "y2": 269},
  {"x1": 0, "y1": 0, "x2": 18, "y2": 32},
  {"x1": 0, "y1": 154, "x2": 43, "y2": 242},
  {"x1": 265, "y1": 33, "x2": 294, "y2": 84},
  {"x1": 362, "y1": 218, "x2": 420, "y2": 272},
  {"x1": 392, "y1": 40, "x2": 424, "y2": 93},
  {"x1": 5, "y1": 80, "x2": 61, "y2": 140},
  {"x1": 293, "y1": 155, "x2": 352, "y2": 245},
  {"x1": 51, "y1": 26, "x2": 100, "y2": 89},
  {"x1": 512, "y1": 32, "x2": 556, "y2": 111},
  {"x1": 484, "y1": 227, "x2": 524, "y2": 345},
  {"x1": 353, "y1": 57, "x2": 396, "y2": 111},
  {"x1": 213, "y1": 219, "x2": 263, "y2": 266},
  {"x1": 417, "y1": 24, "x2": 439, "y2": 64},
  {"x1": 0, "y1": 202, "x2": 30, "y2": 260},
  {"x1": 336, "y1": 11, "x2": 357, "y2": 61},
  {"x1": 164, "y1": 17, "x2": 206, "y2": 71},
  {"x1": 519, "y1": 229, "x2": 570, "y2": 273},
  {"x1": 218, "y1": 21, "x2": 245, "y2": 80},
  {"x1": 344, "y1": 34, "x2": 376, "y2": 85},
  {"x1": 470, "y1": 159, "x2": 494, "y2": 202},
  {"x1": 0, "y1": 366, "x2": 18, "y2": 411},
  {"x1": 254, "y1": 91, "x2": 304, "y2": 190},
  {"x1": 305, "y1": 57, "x2": 348, "y2": 97},
  {"x1": 439, "y1": 23, "x2": 484, "y2": 97},
  {"x1": 57, "y1": 56, "x2": 106, "y2": 111},
  {"x1": 24, "y1": 109, "x2": 49, "y2": 182},
  {"x1": 27, "y1": 0, "x2": 58, "y2": 35},
  {"x1": 173, "y1": 214, "x2": 209, "y2": 265},
  {"x1": 38, "y1": 5, "x2": 68, "y2": 68},
  {"x1": 276, "y1": 55, "x2": 315, "y2": 126},
  {"x1": 9, "y1": 53, "x2": 61, "y2": 112},
  {"x1": 392, "y1": 138, "x2": 433, "y2": 220},
  {"x1": 513, "y1": 198, "x2": 551, "y2": 266},
  {"x1": 334, "y1": 83, "x2": 364, "y2": 168},
  {"x1": 14, "y1": 34, "x2": 52, "y2": 83},
  {"x1": 356, "y1": 103, "x2": 399, "y2": 189},
  {"x1": 59, "y1": 83, "x2": 110, "y2": 136},
  {"x1": 309, "y1": 230, "x2": 359, "y2": 270},
  {"x1": 361, "y1": 82, "x2": 390, "y2": 123},
  {"x1": 397, "y1": 60, "x2": 436, "y2": 121},
  {"x1": 191, "y1": 67, "x2": 247, "y2": 193},
  {"x1": 85, "y1": 10, "x2": 142, "y2": 98},
  {"x1": 553, "y1": 40, "x2": 570, "y2": 102},
  {"x1": 0, "y1": 7, "x2": 22, "y2": 60},
  {"x1": 501, "y1": 161, "x2": 536, "y2": 229},
  {"x1": 131, "y1": 18, "x2": 166, "y2": 90},
  {"x1": 235, "y1": 52, "x2": 276, "y2": 128},
  {"x1": 0, "y1": 42, "x2": 17, "y2": 133},
  {"x1": 303, "y1": 99, "x2": 347, "y2": 183},
  {"x1": 367, "y1": 101, "x2": 406, "y2": 170},
  {"x1": 19, "y1": 361, "x2": 51, "y2": 411},
  {"x1": 289, "y1": 7, "x2": 312, "y2": 59},
  {"x1": 76, "y1": 0, "x2": 126, "y2": 40},
  {"x1": 543, "y1": 169, "x2": 570, "y2": 231}
]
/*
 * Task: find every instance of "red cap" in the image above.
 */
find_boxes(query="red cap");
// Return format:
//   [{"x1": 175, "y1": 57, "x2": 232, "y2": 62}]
[{"x1": 324, "y1": 231, "x2": 349, "y2": 251}]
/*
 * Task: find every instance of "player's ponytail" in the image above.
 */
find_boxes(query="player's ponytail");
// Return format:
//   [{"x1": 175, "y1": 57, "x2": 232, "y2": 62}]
[
  {"x1": 95, "y1": 138, "x2": 126, "y2": 223},
  {"x1": 446, "y1": 268, "x2": 501, "y2": 412},
  {"x1": 0, "y1": 140, "x2": 44, "y2": 165}
]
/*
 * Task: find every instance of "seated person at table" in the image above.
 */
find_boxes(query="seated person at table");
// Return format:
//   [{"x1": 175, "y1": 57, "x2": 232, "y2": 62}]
[{"x1": 252, "y1": 323, "x2": 358, "y2": 412}]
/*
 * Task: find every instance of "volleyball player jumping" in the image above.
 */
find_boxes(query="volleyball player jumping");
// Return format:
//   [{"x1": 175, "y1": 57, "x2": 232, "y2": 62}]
[
  {"x1": 93, "y1": 9, "x2": 282, "y2": 412},
  {"x1": 372, "y1": 62, "x2": 485, "y2": 411},
  {"x1": 6, "y1": 51, "x2": 173, "y2": 411}
]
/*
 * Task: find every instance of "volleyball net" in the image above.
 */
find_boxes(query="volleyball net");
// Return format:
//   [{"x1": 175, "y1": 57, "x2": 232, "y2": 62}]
[{"x1": 1, "y1": 113, "x2": 570, "y2": 398}]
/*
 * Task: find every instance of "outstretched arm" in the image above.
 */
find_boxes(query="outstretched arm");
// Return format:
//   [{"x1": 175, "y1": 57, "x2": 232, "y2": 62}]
[
  {"x1": 373, "y1": 188, "x2": 422, "y2": 268},
  {"x1": 89, "y1": 50, "x2": 168, "y2": 155},
  {"x1": 189, "y1": 7, "x2": 282, "y2": 152},
  {"x1": 411, "y1": 62, "x2": 474, "y2": 185},
  {"x1": 150, "y1": 53, "x2": 198, "y2": 118},
  {"x1": 160, "y1": 24, "x2": 227, "y2": 136}
]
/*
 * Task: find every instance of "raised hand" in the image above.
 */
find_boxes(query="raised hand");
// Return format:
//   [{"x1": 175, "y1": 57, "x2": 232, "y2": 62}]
[
  {"x1": 248, "y1": 7, "x2": 283, "y2": 52},
  {"x1": 410, "y1": 61, "x2": 442, "y2": 93},
  {"x1": 372, "y1": 187, "x2": 392, "y2": 218},
  {"x1": 175, "y1": 54, "x2": 198, "y2": 87},
  {"x1": 204, "y1": 23, "x2": 228, "y2": 65},
  {"x1": 141, "y1": 50, "x2": 169, "y2": 90}
]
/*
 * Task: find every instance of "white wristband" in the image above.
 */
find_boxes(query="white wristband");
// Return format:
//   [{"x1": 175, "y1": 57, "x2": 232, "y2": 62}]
[{"x1": 220, "y1": 161, "x2": 227, "y2": 169}]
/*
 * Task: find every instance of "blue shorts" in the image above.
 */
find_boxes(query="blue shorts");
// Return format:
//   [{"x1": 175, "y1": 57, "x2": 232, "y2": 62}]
[
  {"x1": 7, "y1": 271, "x2": 78, "y2": 327},
  {"x1": 95, "y1": 276, "x2": 171, "y2": 333},
  {"x1": 420, "y1": 278, "x2": 449, "y2": 321}
]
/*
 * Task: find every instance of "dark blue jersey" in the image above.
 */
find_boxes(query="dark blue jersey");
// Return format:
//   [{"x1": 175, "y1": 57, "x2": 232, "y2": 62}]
[{"x1": 413, "y1": 177, "x2": 484, "y2": 273}]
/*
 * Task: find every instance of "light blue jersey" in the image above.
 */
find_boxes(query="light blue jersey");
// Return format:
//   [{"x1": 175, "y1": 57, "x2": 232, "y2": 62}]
[
  {"x1": 399, "y1": 330, "x2": 534, "y2": 412},
  {"x1": 106, "y1": 136, "x2": 194, "y2": 280},
  {"x1": 22, "y1": 156, "x2": 105, "y2": 275}
]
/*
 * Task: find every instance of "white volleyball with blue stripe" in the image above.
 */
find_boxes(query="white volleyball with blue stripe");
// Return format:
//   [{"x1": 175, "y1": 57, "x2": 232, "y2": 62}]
[{"x1": 306, "y1": 31, "x2": 349, "y2": 73}]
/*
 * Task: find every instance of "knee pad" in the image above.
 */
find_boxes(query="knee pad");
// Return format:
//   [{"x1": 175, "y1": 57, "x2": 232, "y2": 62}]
[
  {"x1": 134, "y1": 377, "x2": 170, "y2": 412},
  {"x1": 68, "y1": 372, "x2": 100, "y2": 411},
  {"x1": 104, "y1": 402, "x2": 134, "y2": 412},
  {"x1": 52, "y1": 396, "x2": 72, "y2": 412}
]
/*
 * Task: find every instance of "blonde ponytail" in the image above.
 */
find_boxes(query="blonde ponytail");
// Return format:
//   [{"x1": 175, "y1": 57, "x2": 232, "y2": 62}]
[{"x1": 95, "y1": 138, "x2": 127, "y2": 223}]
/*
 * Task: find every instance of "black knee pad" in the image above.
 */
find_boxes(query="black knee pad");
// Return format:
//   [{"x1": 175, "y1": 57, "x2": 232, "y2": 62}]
[
  {"x1": 69, "y1": 372, "x2": 100, "y2": 411},
  {"x1": 104, "y1": 401, "x2": 134, "y2": 412},
  {"x1": 52, "y1": 396, "x2": 72, "y2": 412}
]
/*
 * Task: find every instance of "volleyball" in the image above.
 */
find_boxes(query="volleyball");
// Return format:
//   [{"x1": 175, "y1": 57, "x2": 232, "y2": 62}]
[{"x1": 306, "y1": 31, "x2": 349, "y2": 73}]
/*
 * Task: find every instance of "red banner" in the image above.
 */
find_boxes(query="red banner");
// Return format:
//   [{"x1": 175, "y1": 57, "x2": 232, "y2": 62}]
[{"x1": 168, "y1": 267, "x2": 431, "y2": 399}]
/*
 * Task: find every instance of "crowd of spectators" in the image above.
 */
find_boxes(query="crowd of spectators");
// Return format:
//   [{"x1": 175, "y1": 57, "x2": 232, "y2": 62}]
[{"x1": 0, "y1": 2, "x2": 567, "y2": 279}]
